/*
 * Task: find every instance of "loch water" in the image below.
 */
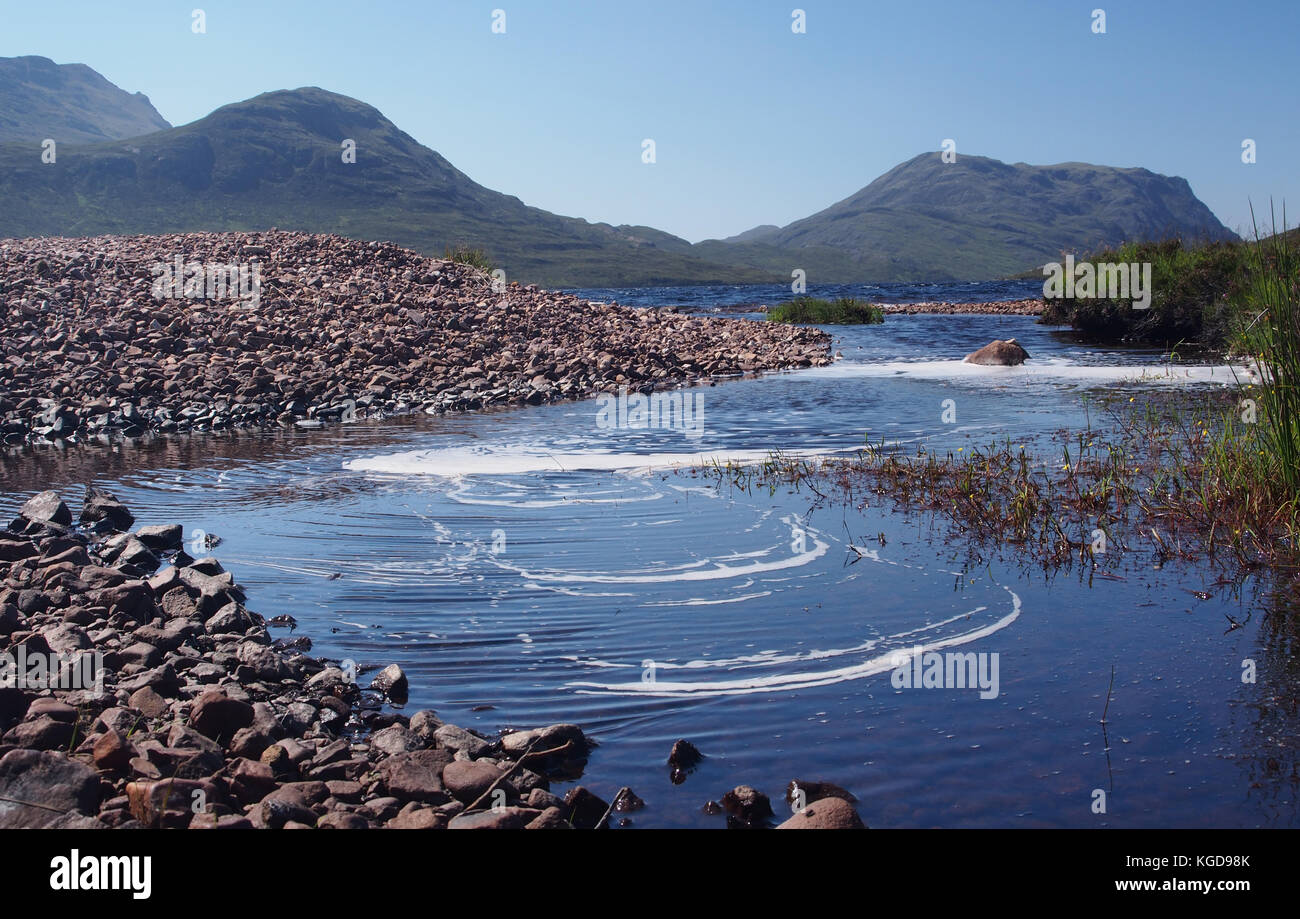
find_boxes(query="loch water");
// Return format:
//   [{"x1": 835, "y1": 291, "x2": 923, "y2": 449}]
[{"x1": 2, "y1": 282, "x2": 1293, "y2": 828}]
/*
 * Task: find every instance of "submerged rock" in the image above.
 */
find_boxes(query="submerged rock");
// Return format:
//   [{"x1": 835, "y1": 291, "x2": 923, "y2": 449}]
[
  {"x1": 720, "y1": 784, "x2": 774, "y2": 829},
  {"x1": 668, "y1": 738, "x2": 703, "y2": 784}
]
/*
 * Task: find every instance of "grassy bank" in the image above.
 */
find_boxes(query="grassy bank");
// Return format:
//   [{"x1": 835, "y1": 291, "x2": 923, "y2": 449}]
[
  {"x1": 1038, "y1": 218, "x2": 1300, "y2": 350},
  {"x1": 1234, "y1": 209, "x2": 1300, "y2": 493},
  {"x1": 766, "y1": 296, "x2": 884, "y2": 325},
  {"x1": 1038, "y1": 237, "x2": 1244, "y2": 347}
]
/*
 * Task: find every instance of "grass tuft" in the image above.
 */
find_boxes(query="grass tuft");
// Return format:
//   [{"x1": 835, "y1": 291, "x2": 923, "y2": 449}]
[
  {"x1": 1233, "y1": 203, "x2": 1300, "y2": 495},
  {"x1": 766, "y1": 296, "x2": 884, "y2": 325},
  {"x1": 443, "y1": 244, "x2": 496, "y2": 273}
]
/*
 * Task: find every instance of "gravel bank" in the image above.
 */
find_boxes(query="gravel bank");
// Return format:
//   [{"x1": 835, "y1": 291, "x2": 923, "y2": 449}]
[
  {"x1": 0, "y1": 231, "x2": 832, "y2": 445},
  {"x1": 878, "y1": 298, "x2": 1045, "y2": 315}
]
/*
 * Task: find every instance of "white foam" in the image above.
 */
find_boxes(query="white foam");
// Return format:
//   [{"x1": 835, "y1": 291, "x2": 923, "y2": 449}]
[
  {"x1": 494, "y1": 531, "x2": 828, "y2": 584},
  {"x1": 569, "y1": 589, "x2": 1021, "y2": 697},
  {"x1": 809, "y1": 358, "x2": 1246, "y2": 384},
  {"x1": 344, "y1": 446, "x2": 830, "y2": 478}
]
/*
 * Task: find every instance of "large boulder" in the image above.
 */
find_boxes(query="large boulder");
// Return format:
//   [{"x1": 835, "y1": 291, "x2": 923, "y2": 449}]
[
  {"x1": 963, "y1": 338, "x2": 1029, "y2": 366},
  {"x1": 15, "y1": 491, "x2": 72, "y2": 529},
  {"x1": 80, "y1": 488, "x2": 135, "y2": 532}
]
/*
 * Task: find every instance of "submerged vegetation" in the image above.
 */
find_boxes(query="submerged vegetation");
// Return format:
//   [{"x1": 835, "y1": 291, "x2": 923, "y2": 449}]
[
  {"x1": 699, "y1": 391, "x2": 1290, "y2": 574},
  {"x1": 766, "y1": 296, "x2": 884, "y2": 325}
]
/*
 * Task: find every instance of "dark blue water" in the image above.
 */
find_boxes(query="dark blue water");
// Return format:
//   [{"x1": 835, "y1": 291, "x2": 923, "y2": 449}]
[
  {"x1": 2, "y1": 297, "x2": 1291, "y2": 828},
  {"x1": 564, "y1": 279, "x2": 1045, "y2": 311}
]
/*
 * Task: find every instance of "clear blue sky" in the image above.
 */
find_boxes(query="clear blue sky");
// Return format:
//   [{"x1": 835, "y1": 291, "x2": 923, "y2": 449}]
[{"x1": 3, "y1": 0, "x2": 1297, "y2": 241}]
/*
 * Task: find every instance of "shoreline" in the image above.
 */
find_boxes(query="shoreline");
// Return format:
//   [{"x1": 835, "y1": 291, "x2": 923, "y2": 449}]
[
  {"x1": 0, "y1": 488, "x2": 867, "y2": 829},
  {"x1": 700, "y1": 298, "x2": 1046, "y2": 318},
  {"x1": 876, "y1": 298, "x2": 1045, "y2": 315}
]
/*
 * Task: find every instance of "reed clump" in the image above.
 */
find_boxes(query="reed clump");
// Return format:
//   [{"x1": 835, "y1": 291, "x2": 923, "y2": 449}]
[{"x1": 766, "y1": 296, "x2": 884, "y2": 325}]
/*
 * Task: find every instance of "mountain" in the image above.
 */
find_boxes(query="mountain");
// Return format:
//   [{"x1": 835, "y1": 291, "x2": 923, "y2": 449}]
[
  {"x1": 0, "y1": 61, "x2": 1237, "y2": 286},
  {"x1": 0, "y1": 85, "x2": 772, "y2": 287},
  {"x1": 721, "y1": 224, "x2": 781, "y2": 244},
  {"x1": 0, "y1": 56, "x2": 170, "y2": 144},
  {"x1": 695, "y1": 153, "x2": 1238, "y2": 282}
]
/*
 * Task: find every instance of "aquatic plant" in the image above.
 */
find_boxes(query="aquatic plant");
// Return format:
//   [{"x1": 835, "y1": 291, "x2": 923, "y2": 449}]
[
  {"x1": 692, "y1": 388, "x2": 1299, "y2": 576},
  {"x1": 766, "y1": 297, "x2": 884, "y2": 325}
]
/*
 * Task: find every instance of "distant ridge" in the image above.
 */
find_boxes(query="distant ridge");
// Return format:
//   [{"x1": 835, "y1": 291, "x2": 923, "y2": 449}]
[
  {"x1": 0, "y1": 56, "x2": 170, "y2": 143},
  {"x1": 695, "y1": 153, "x2": 1237, "y2": 282}
]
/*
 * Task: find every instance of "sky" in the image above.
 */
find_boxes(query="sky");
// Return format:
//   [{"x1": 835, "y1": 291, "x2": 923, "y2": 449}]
[{"x1": 2, "y1": 0, "x2": 1297, "y2": 242}]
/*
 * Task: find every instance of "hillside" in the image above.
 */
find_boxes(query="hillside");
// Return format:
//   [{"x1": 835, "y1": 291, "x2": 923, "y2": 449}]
[
  {"x1": 0, "y1": 56, "x2": 170, "y2": 144},
  {"x1": 696, "y1": 153, "x2": 1238, "y2": 282},
  {"x1": 0, "y1": 87, "x2": 775, "y2": 287}
]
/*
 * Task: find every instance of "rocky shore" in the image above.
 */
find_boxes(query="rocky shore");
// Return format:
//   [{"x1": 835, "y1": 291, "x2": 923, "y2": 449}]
[
  {"x1": 0, "y1": 489, "x2": 867, "y2": 829},
  {"x1": 0, "y1": 231, "x2": 832, "y2": 446},
  {"x1": 878, "y1": 298, "x2": 1045, "y2": 315}
]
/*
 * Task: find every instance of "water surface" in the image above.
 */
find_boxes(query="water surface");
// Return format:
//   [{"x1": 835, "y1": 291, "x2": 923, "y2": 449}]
[{"x1": 2, "y1": 296, "x2": 1292, "y2": 828}]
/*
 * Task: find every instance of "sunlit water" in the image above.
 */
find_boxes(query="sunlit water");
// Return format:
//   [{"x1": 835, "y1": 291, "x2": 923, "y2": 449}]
[{"x1": 2, "y1": 287, "x2": 1293, "y2": 828}]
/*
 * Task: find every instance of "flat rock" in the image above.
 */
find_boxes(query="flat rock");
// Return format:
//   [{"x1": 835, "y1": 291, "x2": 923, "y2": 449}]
[
  {"x1": 3, "y1": 715, "x2": 75, "y2": 751},
  {"x1": 442, "y1": 759, "x2": 507, "y2": 803},
  {"x1": 133, "y1": 524, "x2": 183, "y2": 551},
  {"x1": 433, "y1": 723, "x2": 491, "y2": 758},
  {"x1": 370, "y1": 724, "x2": 422, "y2": 756},
  {"x1": 448, "y1": 806, "x2": 542, "y2": 830},
  {"x1": 776, "y1": 796, "x2": 867, "y2": 829},
  {"x1": 375, "y1": 749, "x2": 453, "y2": 804},
  {"x1": 0, "y1": 749, "x2": 100, "y2": 828},
  {"x1": 500, "y1": 723, "x2": 587, "y2": 757}
]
